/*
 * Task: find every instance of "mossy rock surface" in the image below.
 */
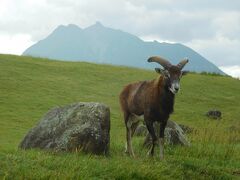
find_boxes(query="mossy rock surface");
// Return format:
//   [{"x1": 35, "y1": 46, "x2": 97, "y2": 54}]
[
  {"x1": 143, "y1": 120, "x2": 190, "y2": 147},
  {"x1": 19, "y1": 102, "x2": 110, "y2": 155}
]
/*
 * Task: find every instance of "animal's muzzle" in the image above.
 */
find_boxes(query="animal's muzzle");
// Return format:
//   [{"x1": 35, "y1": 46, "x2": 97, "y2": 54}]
[{"x1": 170, "y1": 82, "x2": 180, "y2": 94}]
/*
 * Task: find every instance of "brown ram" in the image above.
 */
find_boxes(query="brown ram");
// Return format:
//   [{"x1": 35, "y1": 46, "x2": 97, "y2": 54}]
[{"x1": 119, "y1": 56, "x2": 189, "y2": 159}]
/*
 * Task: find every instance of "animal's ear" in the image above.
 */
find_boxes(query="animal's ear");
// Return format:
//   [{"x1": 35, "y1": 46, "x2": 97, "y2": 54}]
[
  {"x1": 181, "y1": 71, "x2": 189, "y2": 76},
  {"x1": 155, "y1": 68, "x2": 170, "y2": 78},
  {"x1": 155, "y1": 68, "x2": 164, "y2": 74}
]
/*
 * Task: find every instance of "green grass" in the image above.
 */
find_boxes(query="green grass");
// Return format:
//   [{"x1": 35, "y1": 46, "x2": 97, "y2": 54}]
[{"x1": 0, "y1": 54, "x2": 239, "y2": 179}]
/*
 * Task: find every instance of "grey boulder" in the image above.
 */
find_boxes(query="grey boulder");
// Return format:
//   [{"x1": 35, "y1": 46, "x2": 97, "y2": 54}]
[
  {"x1": 179, "y1": 124, "x2": 194, "y2": 134},
  {"x1": 19, "y1": 102, "x2": 110, "y2": 155}
]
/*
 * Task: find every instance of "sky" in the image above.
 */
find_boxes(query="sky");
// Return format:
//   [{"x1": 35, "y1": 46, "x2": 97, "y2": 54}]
[{"x1": 0, "y1": 0, "x2": 240, "y2": 77}]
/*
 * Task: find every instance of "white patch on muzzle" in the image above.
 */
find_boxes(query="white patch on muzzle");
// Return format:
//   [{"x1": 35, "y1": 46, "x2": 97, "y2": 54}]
[{"x1": 169, "y1": 82, "x2": 180, "y2": 94}]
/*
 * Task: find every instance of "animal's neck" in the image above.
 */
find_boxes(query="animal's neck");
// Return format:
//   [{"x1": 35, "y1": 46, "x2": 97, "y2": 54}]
[{"x1": 158, "y1": 77, "x2": 175, "y2": 114}]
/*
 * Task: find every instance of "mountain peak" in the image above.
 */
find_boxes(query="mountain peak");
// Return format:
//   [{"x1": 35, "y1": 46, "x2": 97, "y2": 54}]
[
  {"x1": 47, "y1": 24, "x2": 83, "y2": 40},
  {"x1": 67, "y1": 24, "x2": 82, "y2": 29},
  {"x1": 54, "y1": 24, "x2": 82, "y2": 31},
  {"x1": 85, "y1": 21, "x2": 106, "y2": 30},
  {"x1": 93, "y1": 21, "x2": 104, "y2": 27},
  {"x1": 22, "y1": 23, "x2": 225, "y2": 74}
]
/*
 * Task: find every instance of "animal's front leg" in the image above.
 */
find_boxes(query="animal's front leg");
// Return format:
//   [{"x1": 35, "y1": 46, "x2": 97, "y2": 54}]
[
  {"x1": 145, "y1": 116, "x2": 157, "y2": 156},
  {"x1": 159, "y1": 120, "x2": 167, "y2": 160}
]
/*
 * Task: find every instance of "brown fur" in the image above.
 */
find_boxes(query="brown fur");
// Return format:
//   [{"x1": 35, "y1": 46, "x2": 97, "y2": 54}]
[
  {"x1": 120, "y1": 76, "x2": 165, "y2": 118},
  {"x1": 120, "y1": 75, "x2": 171, "y2": 158},
  {"x1": 119, "y1": 57, "x2": 189, "y2": 159}
]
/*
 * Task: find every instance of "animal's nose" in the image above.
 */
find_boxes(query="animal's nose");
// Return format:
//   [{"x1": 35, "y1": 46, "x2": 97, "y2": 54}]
[{"x1": 175, "y1": 87, "x2": 179, "y2": 91}]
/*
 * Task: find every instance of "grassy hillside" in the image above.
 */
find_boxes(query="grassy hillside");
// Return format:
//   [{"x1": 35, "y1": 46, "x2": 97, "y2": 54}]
[{"x1": 0, "y1": 54, "x2": 239, "y2": 179}]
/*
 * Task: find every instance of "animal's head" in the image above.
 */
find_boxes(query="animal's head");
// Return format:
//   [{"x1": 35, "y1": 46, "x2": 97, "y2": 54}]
[{"x1": 148, "y1": 56, "x2": 189, "y2": 94}]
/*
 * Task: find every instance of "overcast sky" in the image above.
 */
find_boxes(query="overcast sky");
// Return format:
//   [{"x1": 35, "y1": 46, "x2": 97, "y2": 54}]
[{"x1": 0, "y1": 0, "x2": 240, "y2": 77}]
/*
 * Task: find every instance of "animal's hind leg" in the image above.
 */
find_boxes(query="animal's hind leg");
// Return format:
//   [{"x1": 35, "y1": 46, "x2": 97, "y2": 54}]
[
  {"x1": 124, "y1": 113, "x2": 135, "y2": 157},
  {"x1": 130, "y1": 116, "x2": 140, "y2": 137}
]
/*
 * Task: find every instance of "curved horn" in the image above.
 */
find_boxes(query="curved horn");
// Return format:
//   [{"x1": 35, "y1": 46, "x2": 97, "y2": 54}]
[
  {"x1": 147, "y1": 56, "x2": 172, "y2": 69},
  {"x1": 177, "y1": 58, "x2": 189, "y2": 69}
]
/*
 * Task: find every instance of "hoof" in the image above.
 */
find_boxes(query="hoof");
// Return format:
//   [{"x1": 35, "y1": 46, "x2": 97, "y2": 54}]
[
  {"x1": 125, "y1": 150, "x2": 135, "y2": 158},
  {"x1": 147, "y1": 150, "x2": 153, "y2": 157},
  {"x1": 130, "y1": 151, "x2": 136, "y2": 158},
  {"x1": 159, "y1": 156, "x2": 164, "y2": 160}
]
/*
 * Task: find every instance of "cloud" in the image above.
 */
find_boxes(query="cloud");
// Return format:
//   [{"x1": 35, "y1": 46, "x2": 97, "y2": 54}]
[
  {"x1": 0, "y1": 0, "x2": 239, "y2": 66},
  {"x1": 0, "y1": 33, "x2": 33, "y2": 55},
  {"x1": 186, "y1": 36, "x2": 240, "y2": 66},
  {"x1": 219, "y1": 65, "x2": 240, "y2": 78},
  {"x1": 129, "y1": 0, "x2": 240, "y2": 11}
]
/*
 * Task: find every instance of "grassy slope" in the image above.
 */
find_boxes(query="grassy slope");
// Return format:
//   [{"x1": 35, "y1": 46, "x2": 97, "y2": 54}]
[{"x1": 0, "y1": 54, "x2": 239, "y2": 179}]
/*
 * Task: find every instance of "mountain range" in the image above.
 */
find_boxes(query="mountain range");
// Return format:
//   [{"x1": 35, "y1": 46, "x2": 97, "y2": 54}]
[{"x1": 22, "y1": 22, "x2": 224, "y2": 74}]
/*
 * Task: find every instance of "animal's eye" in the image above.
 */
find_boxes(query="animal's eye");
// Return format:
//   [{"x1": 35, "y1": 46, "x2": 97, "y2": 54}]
[
  {"x1": 166, "y1": 72, "x2": 170, "y2": 78},
  {"x1": 164, "y1": 71, "x2": 169, "y2": 75}
]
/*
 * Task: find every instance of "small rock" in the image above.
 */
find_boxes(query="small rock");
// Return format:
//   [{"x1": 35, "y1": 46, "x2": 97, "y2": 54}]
[
  {"x1": 19, "y1": 102, "x2": 110, "y2": 155},
  {"x1": 134, "y1": 125, "x2": 148, "y2": 136},
  {"x1": 143, "y1": 120, "x2": 190, "y2": 147},
  {"x1": 179, "y1": 124, "x2": 193, "y2": 133},
  {"x1": 206, "y1": 110, "x2": 222, "y2": 119}
]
